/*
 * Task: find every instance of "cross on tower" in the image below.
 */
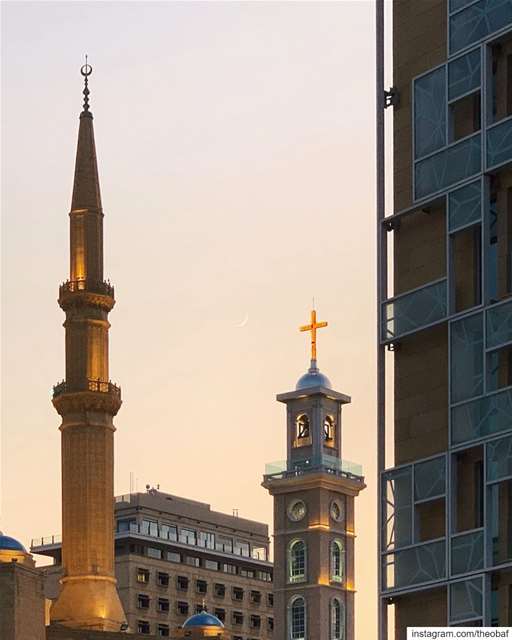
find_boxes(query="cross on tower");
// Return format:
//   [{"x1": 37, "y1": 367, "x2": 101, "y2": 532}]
[{"x1": 299, "y1": 309, "x2": 328, "y2": 361}]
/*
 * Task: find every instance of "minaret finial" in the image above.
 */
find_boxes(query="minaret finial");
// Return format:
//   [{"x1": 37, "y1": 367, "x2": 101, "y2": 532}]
[
  {"x1": 299, "y1": 308, "x2": 328, "y2": 366},
  {"x1": 80, "y1": 55, "x2": 92, "y2": 113}
]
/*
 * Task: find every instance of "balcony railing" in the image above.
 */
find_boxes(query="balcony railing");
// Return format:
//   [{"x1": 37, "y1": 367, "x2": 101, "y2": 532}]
[
  {"x1": 31, "y1": 534, "x2": 62, "y2": 548},
  {"x1": 382, "y1": 278, "x2": 448, "y2": 342},
  {"x1": 30, "y1": 524, "x2": 270, "y2": 565},
  {"x1": 53, "y1": 379, "x2": 121, "y2": 398},
  {"x1": 264, "y1": 455, "x2": 363, "y2": 481},
  {"x1": 59, "y1": 279, "x2": 114, "y2": 297}
]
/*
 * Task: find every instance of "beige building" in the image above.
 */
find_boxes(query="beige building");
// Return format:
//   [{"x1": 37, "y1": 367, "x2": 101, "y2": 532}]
[
  {"x1": 377, "y1": 0, "x2": 512, "y2": 637},
  {"x1": 32, "y1": 490, "x2": 274, "y2": 639}
]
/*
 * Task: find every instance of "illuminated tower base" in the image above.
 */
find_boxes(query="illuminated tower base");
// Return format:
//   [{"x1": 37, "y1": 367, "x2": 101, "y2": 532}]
[{"x1": 49, "y1": 576, "x2": 126, "y2": 631}]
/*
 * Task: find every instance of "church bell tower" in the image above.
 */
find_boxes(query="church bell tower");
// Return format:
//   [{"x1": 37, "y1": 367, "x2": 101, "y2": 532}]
[
  {"x1": 262, "y1": 310, "x2": 365, "y2": 640},
  {"x1": 49, "y1": 63, "x2": 127, "y2": 631}
]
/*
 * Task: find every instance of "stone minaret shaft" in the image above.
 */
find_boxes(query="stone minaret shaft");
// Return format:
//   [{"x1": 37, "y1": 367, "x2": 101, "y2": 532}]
[{"x1": 50, "y1": 68, "x2": 126, "y2": 631}]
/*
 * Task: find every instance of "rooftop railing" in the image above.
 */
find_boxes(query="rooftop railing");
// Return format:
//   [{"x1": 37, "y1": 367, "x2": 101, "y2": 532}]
[
  {"x1": 30, "y1": 524, "x2": 270, "y2": 564},
  {"x1": 59, "y1": 279, "x2": 114, "y2": 297},
  {"x1": 53, "y1": 379, "x2": 121, "y2": 398},
  {"x1": 31, "y1": 534, "x2": 62, "y2": 548},
  {"x1": 264, "y1": 455, "x2": 363, "y2": 481}
]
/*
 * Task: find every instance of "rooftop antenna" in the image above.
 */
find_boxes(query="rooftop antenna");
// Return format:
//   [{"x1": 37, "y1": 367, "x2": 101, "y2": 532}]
[{"x1": 232, "y1": 508, "x2": 239, "y2": 517}]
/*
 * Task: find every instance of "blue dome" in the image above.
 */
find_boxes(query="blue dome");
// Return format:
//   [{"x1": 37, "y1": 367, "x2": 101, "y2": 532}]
[
  {"x1": 0, "y1": 533, "x2": 26, "y2": 552},
  {"x1": 183, "y1": 612, "x2": 224, "y2": 628},
  {"x1": 296, "y1": 361, "x2": 331, "y2": 390}
]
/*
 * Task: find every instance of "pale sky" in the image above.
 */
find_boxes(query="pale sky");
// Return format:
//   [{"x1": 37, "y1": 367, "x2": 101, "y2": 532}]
[{"x1": 1, "y1": 2, "x2": 393, "y2": 638}]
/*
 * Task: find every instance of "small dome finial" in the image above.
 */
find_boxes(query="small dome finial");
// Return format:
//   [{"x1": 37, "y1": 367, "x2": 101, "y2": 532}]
[{"x1": 80, "y1": 55, "x2": 92, "y2": 113}]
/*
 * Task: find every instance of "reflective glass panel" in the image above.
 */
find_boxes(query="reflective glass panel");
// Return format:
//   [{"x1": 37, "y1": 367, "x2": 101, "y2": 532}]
[
  {"x1": 487, "y1": 300, "x2": 512, "y2": 348},
  {"x1": 449, "y1": 578, "x2": 483, "y2": 623},
  {"x1": 451, "y1": 388, "x2": 512, "y2": 444},
  {"x1": 448, "y1": 49, "x2": 481, "y2": 101},
  {"x1": 448, "y1": 180, "x2": 481, "y2": 231},
  {"x1": 383, "y1": 540, "x2": 446, "y2": 590},
  {"x1": 450, "y1": 313, "x2": 484, "y2": 403},
  {"x1": 383, "y1": 467, "x2": 412, "y2": 550},
  {"x1": 451, "y1": 530, "x2": 484, "y2": 575},
  {"x1": 415, "y1": 134, "x2": 481, "y2": 200},
  {"x1": 450, "y1": 0, "x2": 512, "y2": 54},
  {"x1": 414, "y1": 67, "x2": 447, "y2": 159},
  {"x1": 487, "y1": 434, "x2": 512, "y2": 481},
  {"x1": 487, "y1": 117, "x2": 512, "y2": 168},
  {"x1": 414, "y1": 457, "x2": 446, "y2": 501},
  {"x1": 179, "y1": 528, "x2": 196, "y2": 545},
  {"x1": 383, "y1": 280, "x2": 447, "y2": 341}
]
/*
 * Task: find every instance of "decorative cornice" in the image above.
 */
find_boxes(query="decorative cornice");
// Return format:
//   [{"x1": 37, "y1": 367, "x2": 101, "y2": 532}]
[{"x1": 58, "y1": 280, "x2": 115, "y2": 312}]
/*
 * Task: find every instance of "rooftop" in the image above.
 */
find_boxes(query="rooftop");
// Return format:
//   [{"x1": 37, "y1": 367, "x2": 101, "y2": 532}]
[{"x1": 115, "y1": 491, "x2": 269, "y2": 539}]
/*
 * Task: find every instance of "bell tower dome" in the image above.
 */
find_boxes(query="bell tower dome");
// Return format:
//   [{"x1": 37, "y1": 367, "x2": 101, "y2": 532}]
[{"x1": 262, "y1": 309, "x2": 365, "y2": 640}]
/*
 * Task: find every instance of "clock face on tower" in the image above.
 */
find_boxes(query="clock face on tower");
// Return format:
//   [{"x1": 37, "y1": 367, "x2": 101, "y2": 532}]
[
  {"x1": 287, "y1": 499, "x2": 307, "y2": 522},
  {"x1": 330, "y1": 499, "x2": 344, "y2": 522}
]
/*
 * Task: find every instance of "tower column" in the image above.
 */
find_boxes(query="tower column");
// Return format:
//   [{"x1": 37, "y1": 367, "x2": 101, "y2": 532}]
[
  {"x1": 49, "y1": 64, "x2": 126, "y2": 632},
  {"x1": 263, "y1": 310, "x2": 365, "y2": 640}
]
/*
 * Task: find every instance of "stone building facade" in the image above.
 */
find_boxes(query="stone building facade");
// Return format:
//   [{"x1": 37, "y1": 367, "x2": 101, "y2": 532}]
[{"x1": 32, "y1": 491, "x2": 274, "y2": 639}]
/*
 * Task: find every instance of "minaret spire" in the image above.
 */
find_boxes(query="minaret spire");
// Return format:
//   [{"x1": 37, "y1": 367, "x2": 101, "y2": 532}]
[{"x1": 50, "y1": 64, "x2": 126, "y2": 631}]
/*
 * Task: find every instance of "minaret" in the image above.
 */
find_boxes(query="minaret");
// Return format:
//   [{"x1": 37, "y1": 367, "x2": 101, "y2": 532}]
[
  {"x1": 262, "y1": 310, "x2": 365, "y2": 640},
  {"x1": 50, "y1": 63, "x2": 127, "y2": 631}
]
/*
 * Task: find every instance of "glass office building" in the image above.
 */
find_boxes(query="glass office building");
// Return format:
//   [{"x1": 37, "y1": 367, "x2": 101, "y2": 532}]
[{"x1": 378, "y1": 1, "x2": 512, "y2": 637}]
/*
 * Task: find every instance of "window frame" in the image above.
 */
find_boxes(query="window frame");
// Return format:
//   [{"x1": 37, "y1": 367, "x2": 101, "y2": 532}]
[{"x1": 288, "y1": 539, "x2": 307, "y2": 583}]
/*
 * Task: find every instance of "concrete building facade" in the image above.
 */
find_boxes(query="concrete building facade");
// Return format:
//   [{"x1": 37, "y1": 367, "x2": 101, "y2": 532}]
[
  {"x1": 377, "y1": 1, "x2": 512, "y2": 637},
  {"x1": 32, "y1": 491, "x2": 273, "y2": 639},
  {"x1": 263, "y1": 313, "x2": 365, "y2": 640}
]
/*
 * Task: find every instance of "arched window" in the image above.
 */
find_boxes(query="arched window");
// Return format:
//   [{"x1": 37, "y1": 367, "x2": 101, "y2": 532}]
[
  {"x1": 323, "y1": 415, "x2": 335, "y2": 444},
  {"x1": 295, "y1": 414, "x2": 310, "y2": 444},
  {"x1": 331, "y1": 539, "x2": 345, "y2": 583},
  {"x1": 288, "y1": 539, "x2": 306, "y2": 582},
  {"x1": 331, "y1": 597, "x2": 345, "y2": 640},
  {"x1": 289, "y1": 595, "x2": 306, "y2": 640}
]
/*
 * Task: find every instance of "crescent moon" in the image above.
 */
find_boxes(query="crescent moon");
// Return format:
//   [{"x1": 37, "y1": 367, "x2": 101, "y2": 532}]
[{"x1": 235, "y1": 313, "x2": 249, "y2": 329}]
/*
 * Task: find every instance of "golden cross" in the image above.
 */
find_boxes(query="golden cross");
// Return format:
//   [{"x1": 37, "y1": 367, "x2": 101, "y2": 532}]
[{"x1": 299, "y1": 309, "x2": 328, "y2": 361}]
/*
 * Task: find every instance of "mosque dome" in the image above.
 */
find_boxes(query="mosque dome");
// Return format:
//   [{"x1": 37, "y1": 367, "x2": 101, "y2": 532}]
[
  {"x1": 296, "y1": 360, "x2": 332, "y2": 391},
  {"x1": 182, "y1": 612, "x2": 224, "y2": 629},
  {"x1": 0, "y1": 532, "x2": 26, "y2": 552},
  {"x1": 0, "y1": 531, "x2": 34, "y2": 567}
]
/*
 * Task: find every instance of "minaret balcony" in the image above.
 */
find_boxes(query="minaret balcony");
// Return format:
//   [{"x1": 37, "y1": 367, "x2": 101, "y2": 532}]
[
  {"x1": 58, "y1": 279, "x2": 115, "y2": 311},
  {"x1": 60, "y1": 279, "x2": 114, "y2": 297},
  {"x1": 53, "y1": 378, "x2": 121, "y2": 397},
  {"x1": 52, "y1": 378, "x2": 122, "y2": 416}
]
